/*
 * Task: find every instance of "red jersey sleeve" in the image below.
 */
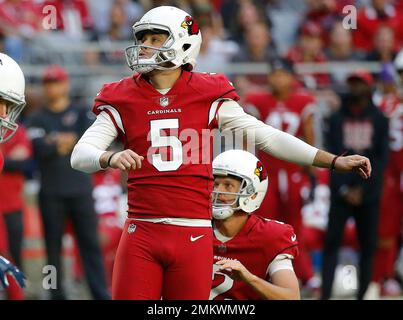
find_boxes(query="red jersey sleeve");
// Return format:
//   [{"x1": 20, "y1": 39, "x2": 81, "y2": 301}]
[
  {"x1": 265, "y1": 220, "x2": 299, "y2": 260},
  {"x1": 204, "y1": 73, "x2": 240, "y2": 128},
  {"x1": 92, "y1": 81, "x2": 127, "y2": 142},
  {"x1": 214, "y1": 73, "x2": 240, "y2": 102},
  {"x1": 275, "y1": 223, "x2": 299, "y2": 259},
  {"x1": 0, "y1": 151, "x2": 3, "y2": 173},
  {"x1": 92, "y1": 84, "x2": 109, "y2": 116},
  {"x1": 92, "y1": 82, "x2": 121, "y2": 116}
]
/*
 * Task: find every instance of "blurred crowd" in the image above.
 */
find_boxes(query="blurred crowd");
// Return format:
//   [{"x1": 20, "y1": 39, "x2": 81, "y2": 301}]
[
  {"x1": 2, "y1": 0, "x2": 403, "y2": 105},
  {"x1": 0, "y1": 0, "x2": 402, "y2": 116},
  {"x1": 0, "y1": 0, "x2": 402, "y2": 299}
]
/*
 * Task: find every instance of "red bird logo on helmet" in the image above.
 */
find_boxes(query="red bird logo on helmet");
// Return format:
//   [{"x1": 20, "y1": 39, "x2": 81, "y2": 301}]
[
  {"x1": 181, "y1": 16, "x2": 199, "y2": 36},
  {"x1": 254, "y1": 161, "x2": 267, "y2": 182}
]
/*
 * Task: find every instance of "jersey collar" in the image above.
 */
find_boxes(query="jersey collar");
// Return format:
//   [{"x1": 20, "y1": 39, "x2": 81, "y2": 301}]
[
  {"x1": 132, "y1": 70, "x2": 192, "y2": 97},
  {"x1": 213, "y1": 215, "x2": 258, "y2": 243}
]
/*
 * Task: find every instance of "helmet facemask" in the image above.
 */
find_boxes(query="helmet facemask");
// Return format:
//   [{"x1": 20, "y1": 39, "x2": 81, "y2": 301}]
[
  {"x1": 125, "y1": 23, "x2": 179, "y2": 74},
  {"x1": 0, "y1": 93, "x2": 25, "y2": 143},
  {"x1": 212, "y1": 171, "x2": 256, "y2": 220}
]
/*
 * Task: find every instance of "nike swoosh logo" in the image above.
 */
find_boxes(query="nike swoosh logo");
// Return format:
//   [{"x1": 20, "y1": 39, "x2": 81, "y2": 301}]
[
  {"x1": 291, "y1": 235, "x2": 297, "y2": 242},
  {"x1": 190, "y1": 235, "x2": 205, "y2": 242}
]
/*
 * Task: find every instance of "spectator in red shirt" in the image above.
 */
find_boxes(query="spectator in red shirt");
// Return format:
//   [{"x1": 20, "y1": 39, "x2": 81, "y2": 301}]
[
  {"x1": 286, "y1": 21, "x2": 331, "y2": 89},
  {"x1": 0, "y1": 0, "x2": 42, "y2": 36},
  {"x1": 304, "y1": 0, "x2": 349, "y2": 43},
  {"x1": 0, "y1": 0, "x2": 42, "y2": 60},
  {"x1": 353, "y1": 0, "x2": 403, "y2": 52},
  {"x1": 365, "y1": 25, "x2": 399, "y2": 63}
]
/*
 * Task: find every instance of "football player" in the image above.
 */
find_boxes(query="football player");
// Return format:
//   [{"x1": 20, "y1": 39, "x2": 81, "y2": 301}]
[
  {"x1": 243, "y1": 59, "x2": 317, "y2": 287},
  {"x1": 0, "y1": 52, "x2": 27, "y2": 291},
  {"x1": 70, "y1": 6, "x2": 371, "y2": 300},
  {"x1": 211, "y1": 150, "x2": 300, "y2": 300}
]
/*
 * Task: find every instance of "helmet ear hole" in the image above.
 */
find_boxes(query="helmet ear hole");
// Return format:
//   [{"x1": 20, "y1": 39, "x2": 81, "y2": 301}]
[{"x1": 182, "y1": 44, "x2": 191, "y2": 51}]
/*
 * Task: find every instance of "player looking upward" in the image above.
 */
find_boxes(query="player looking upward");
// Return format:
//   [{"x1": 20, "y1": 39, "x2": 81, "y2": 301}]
[{"x1": 71, "y1": 6, "x2": 371, "y2": 300}]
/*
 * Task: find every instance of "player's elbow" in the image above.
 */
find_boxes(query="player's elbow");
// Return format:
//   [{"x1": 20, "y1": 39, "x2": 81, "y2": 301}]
[
  {"x1": 70, "y1": 143, "x2": 99, "y2": 174},
  {"x1": 70, "y1": 144, "x2": 85, "y2": 172},
  {"x1": 266, "y1": 288, "x2": 300, "y2": 301},
  {"x1": 285, "y1": 289, "x2": 301, "y2": 300}
]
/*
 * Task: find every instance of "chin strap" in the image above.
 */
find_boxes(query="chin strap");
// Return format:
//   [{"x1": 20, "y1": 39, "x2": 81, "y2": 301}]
[
  {"x1": 133, "y1": 64, "x2": 157, "y2": 74},
  {"x1": 212, "y1": 206, "x2": 235, "y2": 220}
]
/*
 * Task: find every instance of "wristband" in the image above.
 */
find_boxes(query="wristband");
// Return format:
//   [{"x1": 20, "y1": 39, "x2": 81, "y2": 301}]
[
  {"x1": 107, "y1": 152, "x2": 118, "y2": 167},
  {"x1": 331, "y1": 151, "x2": 347, "y2": 170}
]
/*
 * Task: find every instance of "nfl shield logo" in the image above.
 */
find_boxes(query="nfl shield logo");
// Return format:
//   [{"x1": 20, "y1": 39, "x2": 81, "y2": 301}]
[
  {"x1": 160, "y1": 97, "x2": 169, "y2": 107},
  {"x1": 217, "y1": 244, "x2": 227, "y2": 253},
  {"x1": 128, "y1": 223, "x2": 136, "y2": 234}
]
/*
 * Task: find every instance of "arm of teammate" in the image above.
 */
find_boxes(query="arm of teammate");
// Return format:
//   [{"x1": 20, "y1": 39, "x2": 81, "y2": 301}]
[
  {"x1": 70, "y1": 111, "x2": 143, "y2": 173},
  {"x1": 217, "y1": 100, "x2": 371, "y2": 179},
  {"x1": 216, "y1": 258, "x2": 300, "y2": 300}
]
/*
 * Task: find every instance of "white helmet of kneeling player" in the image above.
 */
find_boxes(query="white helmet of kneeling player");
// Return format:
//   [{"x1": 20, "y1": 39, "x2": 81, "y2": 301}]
[
  {"x1": 125, "y1": 6, "x2": 202, "y2": 74},
  {"x1": 212, "y1": 150, "x2": 269, "y2": 220},
  {"x1": 0, "y1": 53, "x2": 26, "y2": 143}
]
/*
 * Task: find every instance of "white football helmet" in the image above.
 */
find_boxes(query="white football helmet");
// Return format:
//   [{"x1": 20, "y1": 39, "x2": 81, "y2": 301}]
[
  {"x1": 212, "y1": 150, "x2": 269, "y2": 220},
  {"x1": 0, "y1": 53, "x2": 26, "y2": 143},
  {"x1": 125, "y1": 6, "x2": 202, "y2": 74}
]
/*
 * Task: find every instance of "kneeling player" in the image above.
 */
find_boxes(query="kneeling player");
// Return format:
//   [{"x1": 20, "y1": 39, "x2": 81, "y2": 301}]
[{"x1": 210, "y1": 150, "x2": 300, "y2": 300}]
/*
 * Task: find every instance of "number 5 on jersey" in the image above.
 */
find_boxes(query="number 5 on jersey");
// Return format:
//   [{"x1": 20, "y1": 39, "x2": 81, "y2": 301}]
[{"x1": 150, "y1": 119, "x2": 183, "y2": 172}]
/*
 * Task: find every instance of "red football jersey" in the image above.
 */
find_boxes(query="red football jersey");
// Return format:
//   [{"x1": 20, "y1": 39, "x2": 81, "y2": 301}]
[
  {"x1": 0, "y1": 126, "x2": 32, "y2": 213},
  {"x1": 93, "y1": 70, "x2": 239, "y2": 219},
  {"x1": 378, "y1": 95, "x2": 403, "y2": 171},
  {"x1": 0, "y1": 150, "x2": 3, "y2": 173},
  {"x1": 211, "y1": 215, "x2": 298, "y2": 300},
  {"x1": 244, "y1": 91, "x2": 316, "y2": 172}
]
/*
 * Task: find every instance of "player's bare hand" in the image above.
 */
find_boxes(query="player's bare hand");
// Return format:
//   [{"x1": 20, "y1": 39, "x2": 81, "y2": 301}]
[
  {"x1": 216, "y1": 259, "x2": 254, "y2": 283},
  {"x1": 334, "y1": 155, "x2": 371, "y2": 179},
  {"x1": 109, "y1": 149, "x2": 144, "y2": 171}
]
